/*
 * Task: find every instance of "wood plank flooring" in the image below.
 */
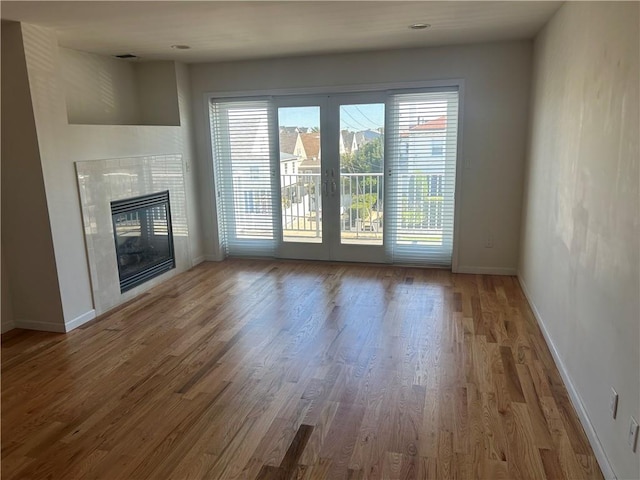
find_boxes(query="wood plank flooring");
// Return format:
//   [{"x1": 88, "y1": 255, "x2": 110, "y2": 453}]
[{"x1": 1, "y1": 259, "x2": 604, "y2": 479}]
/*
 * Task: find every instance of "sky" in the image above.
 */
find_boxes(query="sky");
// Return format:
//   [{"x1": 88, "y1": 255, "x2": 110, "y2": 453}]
[{"x1": 278, "y1": 104, "x2": 385, "y2": 131}]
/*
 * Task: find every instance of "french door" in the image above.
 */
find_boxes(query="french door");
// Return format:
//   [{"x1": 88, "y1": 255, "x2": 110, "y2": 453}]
[
  {"x1": 274, "y1": 93, "x2": 386, "y2": 262},
  {"x1": 210, "y1": 88, "x2": 459, "y2": 266}
]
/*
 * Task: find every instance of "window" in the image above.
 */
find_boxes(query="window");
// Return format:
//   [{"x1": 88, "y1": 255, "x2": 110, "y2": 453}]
[
  {"x1": 210, "y1": 88, "x2": 460, "y2": 266},
  {"x1": 210, "y1": 99, "x2": 277, "y2": 256},
  {"x1": 386, "y1": 90, "x2": 459, "y2": 266},
  {"x1": 431, "y1": 140, "x2": 444, "y2": 156}
]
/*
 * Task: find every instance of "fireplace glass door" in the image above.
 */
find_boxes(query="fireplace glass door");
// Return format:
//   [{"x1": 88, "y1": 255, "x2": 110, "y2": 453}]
[{"x1": 111, "y1": 191, "x2": 175, "y2": 292}]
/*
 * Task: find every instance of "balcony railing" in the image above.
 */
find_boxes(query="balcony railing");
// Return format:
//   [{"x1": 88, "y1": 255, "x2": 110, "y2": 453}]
[
  {"x1": 280, "y1": 172, "x2": 445, "y2": 244},
  {"x1": 338, "y1": 173, "x2": 384, "y2": 244},
  {"x1": 235, "y1": 172, "x2": 445, "y2": 244},
  {"x1": 280, "y1": 174, "x2": 323, "y2": 243}
]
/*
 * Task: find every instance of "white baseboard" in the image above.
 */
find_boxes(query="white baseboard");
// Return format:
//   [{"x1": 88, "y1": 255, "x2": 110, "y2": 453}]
[
  {"x1": 8, "y1": 313, "x2": 93, "y2": 333},
  {"x1": 191, "y1": 254, "x2": 223, "y2": 267},
  {"x1": 64, "y1": 309, "x2": 96, "y2": 332},
  {"x1": 13, "y1": 319, "x2": 66, "y2": 333},
  {"x1": 192, "y1": 254, "x2": 220, "y2": 266},
  {"x1": 454, "y1": 266, "x2": 517, "y2": 275},
  {"x1": 191, "y1": 255, "x2": 223, "y2": 267},
  {"x1": 517, "y1": 275, "x2": 617, "y2": 480}
]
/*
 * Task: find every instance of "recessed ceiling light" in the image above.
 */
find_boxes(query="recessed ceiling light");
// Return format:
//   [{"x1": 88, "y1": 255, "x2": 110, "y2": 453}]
[
  {"x1": 171, "y1": 45, "x2": 191, "y2": 50},
  {"x1": 409, "y1": 23, "x2": 431, "y2": 30}
]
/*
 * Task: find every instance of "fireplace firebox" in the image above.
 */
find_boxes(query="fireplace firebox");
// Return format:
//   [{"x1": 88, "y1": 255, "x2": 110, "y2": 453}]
[{"x1": 111, "y1": 191, "x2": 175, "y2": 293}]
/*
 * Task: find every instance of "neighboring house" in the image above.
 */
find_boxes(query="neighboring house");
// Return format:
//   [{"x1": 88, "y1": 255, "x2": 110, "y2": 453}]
[
  {"x1": 407, "y1": 116, "x2": 446, "y2": 156},
  {"x1": 279, "y1": 128, "x2": 314, "y2": 206},
  {"x1": 299, "y1": 132, "x2": 320, "y2": 160},
  {"x1": 279, "y1": 130, "x2": 299, "y2": 156},
  {"x1": 279, "y1": 127, "x2": 305, "y2": 177},
  {"x1": 293, "y1": 135, "x2": 306, "y2": 159},
  {"x1": 339, "y1": 130, "x2": 356, "y2": 155},
  {"x1": 340, "y1": 129, "x2": 381, "y2": 154},
  {"x1": 298, "y1": 132, "x2": 321, "y2": 174},
  {"x1": 399, "y1": 115, "x2": 448, "y2": 229},
  {"x1": 280, "y1": 152, "x2": 301, "y2": 203},
  {"x1": 401, "y1": 115, "x2": 447, "y2": 169},
  {"x1": 353, "y1": 129, "x2": 381, "y2": 151},
  {"x1": 280, "y1": 152, "x2": 299, "y2": 184},
  {"x1": 279, "y1": 128, "x2": 306, "y2": 167}
]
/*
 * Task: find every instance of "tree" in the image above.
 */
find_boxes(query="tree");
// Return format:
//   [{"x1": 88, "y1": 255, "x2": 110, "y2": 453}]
[
  {"x1": 341, "y1": 136, "x2": 384, "y2": 209},
  {"x1": 340, "y1": 136, "x2": 383, "y2": 174},
  {"x1": 350, "y1": 193, "x2": 378, "y2": 230}
]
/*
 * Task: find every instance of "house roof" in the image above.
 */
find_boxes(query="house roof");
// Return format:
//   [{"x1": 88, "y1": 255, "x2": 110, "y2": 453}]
[
  {"x1": 279, "y1": 131, "x2": 299, "y2": 155},
  {"x1": 355, "y1": 130, "x2": 381, "y2": 143},
  {"x1": 280, "y1": 152, "x2": 297, "y2": 162},
  {"x1": 299, "y1": 133, "x2": 320, "y2": 160},
  {"x1": 410, "y1": 116, "x2": 447, "y2": 131}
]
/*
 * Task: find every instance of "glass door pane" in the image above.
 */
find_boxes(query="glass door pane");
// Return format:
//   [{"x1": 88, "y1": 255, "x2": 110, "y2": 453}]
[
  {"x1": 277, "y1": 106, "x2": 322, "y2": 243},
  {"x1": 339, "y1": 103, "x2": 385, "y2": 245}
]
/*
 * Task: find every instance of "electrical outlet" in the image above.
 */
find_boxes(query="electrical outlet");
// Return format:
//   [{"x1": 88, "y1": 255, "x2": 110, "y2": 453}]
[
  {"x1": 610, "y1": 388, "x2": 618, "y2": 418},
  {"x1": 484, "y1": 233, "x2": 494, "y2": 248},
  {"x1": 629, "y1": 417, "x2": 639, "y2": 452}
]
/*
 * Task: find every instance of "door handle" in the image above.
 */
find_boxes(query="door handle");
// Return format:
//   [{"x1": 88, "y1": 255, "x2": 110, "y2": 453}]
[
  {"x1": 323, "y1": 180, "x2": 328, "y2": 195},
  {"x1": 331, "y1": 180, "x2": 337, "y2": 194}
]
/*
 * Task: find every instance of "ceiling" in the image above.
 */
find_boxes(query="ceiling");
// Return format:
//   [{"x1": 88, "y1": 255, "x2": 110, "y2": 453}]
[{"x1": 1, "y1": 1, "x2": 563, "y2": 63}]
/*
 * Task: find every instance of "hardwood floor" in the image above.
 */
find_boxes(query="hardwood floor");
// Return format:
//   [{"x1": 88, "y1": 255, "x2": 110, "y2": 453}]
[{"x1": 1, "y1": 259, "x2": 603, "y2": 479}]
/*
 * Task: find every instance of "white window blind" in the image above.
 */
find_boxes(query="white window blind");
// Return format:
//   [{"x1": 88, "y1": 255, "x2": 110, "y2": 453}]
[
  {"x1": 386, "y1": 90, "x2": 459, "y2": 266},
  {"x1": 210, "y1": 99, "x2": 277, "y2": 257}
]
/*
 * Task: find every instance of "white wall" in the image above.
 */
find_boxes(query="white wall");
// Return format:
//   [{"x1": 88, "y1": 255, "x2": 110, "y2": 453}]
[
  {"x1": 189, "y1": 41, "x2": 533, "y2": 271},
  {"x1": 1, "y1": 21, "x2": 65, "y2": 332},
  {"x1": 61, "y1": 47, "x2": 142, "y2": 125},
  {"x1": 520, "y1": 3, "x2": 639, "y2": 479},
  {"x1": 18, "y1": 23, "x2": 202, "y2": 330},
  {"x1": 175, "y1": 62, "x2": 203, "y2": 260},
  {"x1": 136, "y1": 61, "x2": 181, "y2": 126},
  {"x1": 61, "y1": 49, "x2": 182, "y2": 127}
]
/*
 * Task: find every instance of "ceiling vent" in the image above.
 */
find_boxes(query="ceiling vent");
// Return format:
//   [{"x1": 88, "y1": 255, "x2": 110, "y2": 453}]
[{"x1": 114, "y1": 54, "x2": 137, "y2": 59}]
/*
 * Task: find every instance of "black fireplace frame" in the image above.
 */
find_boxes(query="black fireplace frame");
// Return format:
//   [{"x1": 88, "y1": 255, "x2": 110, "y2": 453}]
[{"x1": 111, "y1": 190, "x2": 175, "y2": 293}]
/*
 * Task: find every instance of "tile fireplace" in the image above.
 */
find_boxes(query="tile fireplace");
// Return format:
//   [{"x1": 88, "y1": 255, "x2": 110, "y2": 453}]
[{"x1": 76, "y1": 154, "x2": 191, "y2": 315}]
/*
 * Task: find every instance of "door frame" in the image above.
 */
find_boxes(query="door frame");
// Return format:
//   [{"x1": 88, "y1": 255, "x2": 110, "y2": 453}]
[{"x1": 204, "y1": 79, "x2": 465, "y2": 270}]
